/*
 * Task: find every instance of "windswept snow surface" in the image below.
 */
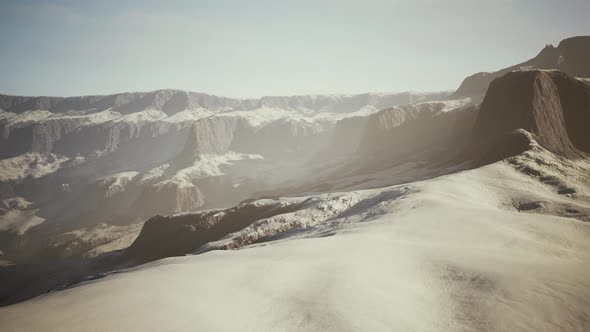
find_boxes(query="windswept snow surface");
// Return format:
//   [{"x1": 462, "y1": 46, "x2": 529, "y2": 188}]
[{"x1": 1, "y1": 158, "x2": 589, "y2": 331}]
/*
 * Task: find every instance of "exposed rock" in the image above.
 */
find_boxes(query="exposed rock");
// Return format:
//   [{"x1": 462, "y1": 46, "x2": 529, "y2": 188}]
[
  {"x1": 470, "y1": 70, "x2": 590, "y2": 159},
  {"x1": 358, "y1": 100, "x2": 475, "y2": 167},
  {"x1": 125, "y1": 200, "x2": 304, "y2": 263},
  {"x1": 182, "y1": 116, "x2": 241, "y2": 155},
  {"x1": 323, "y1": 115, "x2": 371, "y2": 158},
  {"x1": 231, "y1": 117, "x2": 329, "y2": 157},
  {"x1": 130, "y1": 182, "x2": 205, "y2": 220}
]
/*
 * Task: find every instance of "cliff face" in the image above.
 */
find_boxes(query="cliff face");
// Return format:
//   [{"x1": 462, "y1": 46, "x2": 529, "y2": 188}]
[
  {"x1": 555, "y1": 36, "x2": 590, "y2": 78},
  {"x1": 323, "y1": 115, "x2": 371, "y2": 158},
  {"x1": 454, "y1": 36, "x2": 590, "y2": 99},
  {"x1": 181, "y1": 114, "x2": 331, "y2": 159},
  {"x1": 471, "y1": 70, "x2": 590, "y2": 158},
  {"x1": 0, "y1": 111, "x2": 191, "y2": 159},
  {"x1": 130, "y1": 182, "x2": 205, "y2": 220},
  {"x1": 182, "y1": 116, "x2": 241, "y2": 155},
  {"x1": 549, "y1": 72, "x2": 590, "y2": 152},
  {"x1": 358, "y1": 100, "x2": 476, "y2": 167},
  {"x1": 351, "y1": 68, "x2": 590, "y2": 178}
]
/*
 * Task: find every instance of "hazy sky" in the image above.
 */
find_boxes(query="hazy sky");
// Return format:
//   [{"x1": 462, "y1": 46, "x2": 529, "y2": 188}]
[{"x1": 1, "y1": 0, "x2": 589, "y2": 98}]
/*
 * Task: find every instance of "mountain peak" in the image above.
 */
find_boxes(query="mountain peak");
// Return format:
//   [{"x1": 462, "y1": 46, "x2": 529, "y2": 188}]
[{"x1": 453, "y1": 36, "x2": 590, "y2": 99}]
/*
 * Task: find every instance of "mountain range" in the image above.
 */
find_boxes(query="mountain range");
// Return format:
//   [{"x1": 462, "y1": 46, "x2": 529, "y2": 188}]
[{"x1": 0, "y1": 36, "x2": 590, "y2": 331}]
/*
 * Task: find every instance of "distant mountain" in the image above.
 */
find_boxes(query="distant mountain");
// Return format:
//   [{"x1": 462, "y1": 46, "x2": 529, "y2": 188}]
[
  {"x1": 453, "y1": 36, "x2": 590, "y2": 99},
  {"x1": 0, "y1": 90, "x2": 449, "y2": 115},
  {"x1": 0, "y1": 90, "x2": 449, "y2": 158}
]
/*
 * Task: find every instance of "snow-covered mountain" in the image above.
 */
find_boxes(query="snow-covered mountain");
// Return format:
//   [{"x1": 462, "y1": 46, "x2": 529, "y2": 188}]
[{"x1": 0, "y1": 90, "x2": 452, "y2": 263}]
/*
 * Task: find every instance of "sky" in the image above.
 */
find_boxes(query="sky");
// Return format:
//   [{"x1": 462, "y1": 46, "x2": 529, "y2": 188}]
[{"x1": 0, "y1": 0, "x2": 589, "y2": 98}]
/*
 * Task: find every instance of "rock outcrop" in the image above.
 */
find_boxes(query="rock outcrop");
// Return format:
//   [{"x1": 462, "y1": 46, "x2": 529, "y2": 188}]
[
  {"x1": 182, "y1": 114, "x2": 331, "y2": 159},
  {"x1": 470, "y1": 70, "x2": 590, "y2": 159},
  {"x1": 125, "y1": 200, "x2": 304, "y2": 263}
]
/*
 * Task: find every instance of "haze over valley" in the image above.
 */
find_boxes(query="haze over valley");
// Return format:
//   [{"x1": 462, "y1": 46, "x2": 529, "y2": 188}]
[{"x1": 1, "y1": 2, "x2": 590, "y2": 331}]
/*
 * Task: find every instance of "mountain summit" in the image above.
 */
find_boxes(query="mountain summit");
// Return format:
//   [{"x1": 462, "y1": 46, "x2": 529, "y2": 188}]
[{"x1": 454, "y1": 36, "x2": 590, "y2": 98}]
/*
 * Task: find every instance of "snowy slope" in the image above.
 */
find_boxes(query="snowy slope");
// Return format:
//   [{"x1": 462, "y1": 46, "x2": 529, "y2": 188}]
[{"x1": 1, "y1": 150, "x2": 589, "y2": 331}]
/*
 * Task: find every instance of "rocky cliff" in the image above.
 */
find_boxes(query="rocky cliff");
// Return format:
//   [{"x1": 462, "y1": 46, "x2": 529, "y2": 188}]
[
  {"x1": 125, "y1": 199, "x2": 305, "y2": 263},
  {"x1": 358, "y1": 99, "x2": 475, "y2": 167},
  {"x1": 470, "y1": 70, "x2": 590, "y2": 159}
]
